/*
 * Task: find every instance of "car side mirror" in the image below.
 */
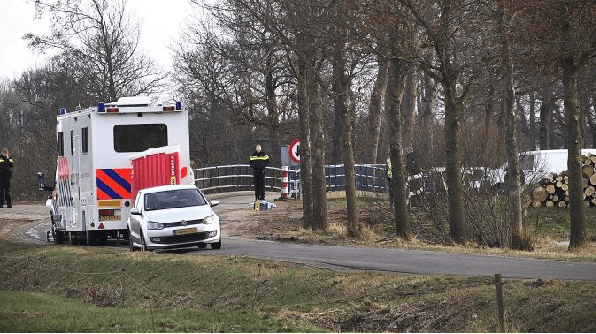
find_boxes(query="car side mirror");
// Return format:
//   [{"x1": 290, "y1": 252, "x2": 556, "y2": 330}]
[
  {"x1": 210, "y1": 200, "x2": 219, "y2": 207},
  {"x1": 130, "y1": 208, "x2": 141, "y2": 215}
]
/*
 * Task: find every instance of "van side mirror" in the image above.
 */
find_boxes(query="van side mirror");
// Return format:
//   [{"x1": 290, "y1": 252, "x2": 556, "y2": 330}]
[
  {"x1": 130, "y1": 208, "x2": 141, "y2": 215},
  {"x1": 210, "y1": 200, "x2": 220, "y2": 207}
]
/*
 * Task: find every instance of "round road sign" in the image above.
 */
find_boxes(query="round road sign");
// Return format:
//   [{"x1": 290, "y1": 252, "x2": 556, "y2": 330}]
[{"x1": 288, "y1": 139, "x2": 301, "y2": 163}]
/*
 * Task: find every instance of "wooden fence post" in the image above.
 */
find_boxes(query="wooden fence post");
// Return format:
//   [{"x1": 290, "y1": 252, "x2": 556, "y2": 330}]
[{"x1": 495, "y1": 273, "x2": 505, "y2": 332}]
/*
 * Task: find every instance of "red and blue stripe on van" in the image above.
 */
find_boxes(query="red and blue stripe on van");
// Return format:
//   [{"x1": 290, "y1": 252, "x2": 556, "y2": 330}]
[{"x1": 96, "y1": 168, "x2": 132, "y2": 200}]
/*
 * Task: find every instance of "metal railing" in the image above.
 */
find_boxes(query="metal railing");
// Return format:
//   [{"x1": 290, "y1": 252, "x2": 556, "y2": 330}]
[{"x1": 193, "y1": 164, "x2": 390, "y2": 195}]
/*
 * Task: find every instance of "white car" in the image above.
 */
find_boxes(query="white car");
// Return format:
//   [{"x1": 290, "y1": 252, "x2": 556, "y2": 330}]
[{"x1": 127, "y1": 184, "x2": 221, "y2": 251}]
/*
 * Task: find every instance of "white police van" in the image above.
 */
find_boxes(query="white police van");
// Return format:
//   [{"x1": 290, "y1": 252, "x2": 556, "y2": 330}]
[{"x1": 38, "y1": 96, "x2": 195, "y2": 245}]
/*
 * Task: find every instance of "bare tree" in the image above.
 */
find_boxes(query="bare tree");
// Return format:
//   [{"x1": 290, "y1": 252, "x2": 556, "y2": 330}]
[
  {"x1": 26, "y1": 0, "x2": 162, "y2": 101},
  {"x1": 403, "y1": 0, "x2": 481, "y2": 244},
  {"x1": 332, "y1": 40, "x2": 360, "y2": 237},
  {"x1": 365, "y1": 58, "x2": 388, "y2": 163},
  {"x1": 386, "y1": 57, "x2": 411, "y2": 239},
  {"x1": 512, "y1": 0, "x2": 596, "y2": 250},
  {"x1": 493, "y1": 1, "x2": 524, "y2": 249}
]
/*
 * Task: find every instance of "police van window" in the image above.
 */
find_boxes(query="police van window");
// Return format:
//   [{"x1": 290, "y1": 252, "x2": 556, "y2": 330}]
[
  {"x1": 82, "y1": 127, "x2": 89, "y2": 154},
  {"x1": 113, "y1": 124, "x2": 168, "y2": 153},
  {"x1": 58, "y1": 132, "x2": 64, "y2": 156},
  {"x1": 70, "y1": 130, "x2": 74, "y2": 155}
]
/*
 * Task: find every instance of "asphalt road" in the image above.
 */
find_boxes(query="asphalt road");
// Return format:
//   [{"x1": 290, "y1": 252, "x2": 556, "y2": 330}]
[{"x1": 3, "y1": 193, "x2": 596, "y2": 281}]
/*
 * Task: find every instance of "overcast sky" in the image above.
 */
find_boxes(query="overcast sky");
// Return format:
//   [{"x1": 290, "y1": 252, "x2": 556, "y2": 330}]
[{"x1": 0, "y1": 0, "x2": 194, "y2": 80}]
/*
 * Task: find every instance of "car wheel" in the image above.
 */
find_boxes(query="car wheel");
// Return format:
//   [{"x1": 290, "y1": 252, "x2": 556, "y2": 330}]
[
  {"x1": 128, "y1": 230, "x2": 136, "y2": 252},
  {"x1": 211, "y1": 239, "x2": 222, "y2": 250},
  {"x1": 140, "y1": 231, "x2": 148, "y2": 252},
  {"x1": 50, "y1": 213, "x2": 64, "y2": 244},
  {"x1": 197, "y1": 243, "x2": 207, "y2": 249}
]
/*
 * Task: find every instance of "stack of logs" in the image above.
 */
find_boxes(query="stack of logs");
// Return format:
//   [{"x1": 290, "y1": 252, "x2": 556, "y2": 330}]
[{"x1": 532, "y1": 154, "x2": 596, "y2": 208}]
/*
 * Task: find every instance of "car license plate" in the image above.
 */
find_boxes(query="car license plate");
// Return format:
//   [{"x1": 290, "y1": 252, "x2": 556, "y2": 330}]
[
  {"x1": 174, "y1": 227, "x2": 197, "y2": 236},
  {"x1": 100, "y1": 215, "x2": 121, "y2": 221}
]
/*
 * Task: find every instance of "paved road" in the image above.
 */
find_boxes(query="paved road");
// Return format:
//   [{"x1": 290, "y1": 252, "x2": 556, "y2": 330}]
[{"x1": 2, "y1": 194, "x2": 596, "y2": 281}]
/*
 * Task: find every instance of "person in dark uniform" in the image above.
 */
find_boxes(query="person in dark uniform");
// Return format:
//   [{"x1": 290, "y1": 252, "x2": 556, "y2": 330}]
[
  {"x1": 0, "y1": 148, "x2": 14, "y2": 208},
  {"x1": 249, "y1": 144, "x2": 270, "y2": 201}
]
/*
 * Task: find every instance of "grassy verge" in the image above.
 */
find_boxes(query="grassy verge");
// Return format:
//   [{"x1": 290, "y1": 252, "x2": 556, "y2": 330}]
[
  {"x1": 1, "y1": 240, "x2": 595, "y2": 332},
  {"x1": 265, "y1": 198, "x2": 596, "y2": 262}
]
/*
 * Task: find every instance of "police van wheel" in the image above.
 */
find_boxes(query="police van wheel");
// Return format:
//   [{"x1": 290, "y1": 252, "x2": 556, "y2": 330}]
[
  {"x1": 211, "y1": 239, "x2": 222, "y2": 250},
  {"x1": 52, "y1": 225, "x2": 65, "y2": 244},
  {"x1": 98, "y1": 232, "x2": 108, "y2": 246}
]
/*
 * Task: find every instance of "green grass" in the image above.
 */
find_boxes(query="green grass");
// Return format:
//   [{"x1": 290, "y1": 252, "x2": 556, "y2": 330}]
[
  {"x1": 1, "y1": 240, "x2": 595, "y2": 332},
  {"x1": 525, "y1": 207, "x2": 596, "y2": 240},
  {"x1": 0, "y1": 291, "x2": 307, "y2": 333}
]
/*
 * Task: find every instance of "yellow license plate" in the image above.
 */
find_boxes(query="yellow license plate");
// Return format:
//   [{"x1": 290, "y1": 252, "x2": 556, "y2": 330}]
[
  {"x1": 174, "y1": 227, "x2": 197, "y2": 236},
  {"x1": 100, "y1": 215, "x2": 121, "y2": 221}
]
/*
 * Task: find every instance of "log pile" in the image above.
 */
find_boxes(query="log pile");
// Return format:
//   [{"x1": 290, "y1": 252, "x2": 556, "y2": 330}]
[{"x1": 531, "y1": 154, "x2": 596, "y2": 208}]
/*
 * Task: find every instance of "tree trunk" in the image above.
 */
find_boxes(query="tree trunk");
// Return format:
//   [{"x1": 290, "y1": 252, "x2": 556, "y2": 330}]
[
  {"x1": 265, "y1": 52, "x2": 281, "y2": 160},
  {"x1": 563, "y1": 55, "x2": 587, "y2": 250},
  {"x1": 579, "y1": 92, "x2": 591, "y2": 148},
  {"x1": 498, "y1": 5, "x2": 524, "y2": 250},
  {"x1": 402, "y1": 68, "x2": 418, "y2": 149},
  {"x1": 529, "y1": 92, "x2": 537, "y2": 150},
  {"x1": 366, "y1": 59, "x2": 388, "y2": 163},
  {"x1": 296, "y1": 50, "x2": 313, "y2": 229},
  {"x1": 443, "y1": 77, "x2": 466, "y2": 244},
  {"x1": 418, "y1": 69, "x2": 437, "y2": 164},
  {"x1": 386, "y1": 57, "x2": 410, "y2": 240},
  {"x1": 331, "y1": 105, "x2": 343, "y2": 163},
  {"x1": 333, "y1": 43, "x2": 359, "y2": 237},
  {"x1": 308, "y1": 61, "x2": 328, "y2": 231},
  {"x1": 539, "y1": 91, "x2": 552, "y2": 149}
]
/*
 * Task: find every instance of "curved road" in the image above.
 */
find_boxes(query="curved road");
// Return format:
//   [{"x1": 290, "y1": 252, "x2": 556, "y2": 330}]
[{"x1": 3, "y1": 193, "x2": 596, "y2": 281}]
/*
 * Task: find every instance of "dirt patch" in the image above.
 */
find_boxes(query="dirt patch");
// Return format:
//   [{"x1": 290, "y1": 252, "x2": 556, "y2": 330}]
[
  {"x1": 0, "y1": 219, "x2": 24, "y2": 240},
  {"x1": 219, "y1": 198, "x2": 387, "y2": 244},
  {"x1": 0, "y1": 203, "x2": 50, "y2": 242},
  {"x1": 220, "y1": 200, "x2": 305, "y2": 239}
]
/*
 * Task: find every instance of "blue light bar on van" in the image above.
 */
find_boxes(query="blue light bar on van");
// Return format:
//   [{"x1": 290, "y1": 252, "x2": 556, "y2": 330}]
[
  {"x1": 59, "y1": 108, "x2": 67, "y2": 115},
  {"x1": 97, "y1": 102, "x2": 105, "y2": 112}
]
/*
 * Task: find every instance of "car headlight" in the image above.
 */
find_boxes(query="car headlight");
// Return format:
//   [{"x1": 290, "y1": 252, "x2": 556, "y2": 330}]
[
  {"x1": 203, "y1": 214, "x2": 218, "y2": 225},
  {"x1": 147, "y1": 221, "x2": 165, "y2": 230}
]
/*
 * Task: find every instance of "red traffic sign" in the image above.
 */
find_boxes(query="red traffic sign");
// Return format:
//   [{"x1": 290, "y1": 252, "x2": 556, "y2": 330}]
[{"x1": 288, "y1": 139, "x2": 301, "y2": 163}]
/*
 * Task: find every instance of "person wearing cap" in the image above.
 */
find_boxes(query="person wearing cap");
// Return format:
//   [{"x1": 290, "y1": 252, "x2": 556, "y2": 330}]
[{"x1": 249, "y1": 144, "x2": 270, "y2": 201}]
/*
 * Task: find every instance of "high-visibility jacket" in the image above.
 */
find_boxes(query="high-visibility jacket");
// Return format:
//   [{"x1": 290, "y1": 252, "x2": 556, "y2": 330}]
[
  {"x1": 0, "y1": 154, "x2": 13, "y2": 175},
  {"x1": 249, "y1": 151, "x2": 270, "y2": 170}
]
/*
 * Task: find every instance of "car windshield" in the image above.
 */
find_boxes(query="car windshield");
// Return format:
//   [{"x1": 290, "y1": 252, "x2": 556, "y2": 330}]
[{"x1": 144, "y1": 189, "x2": 207, "y2": 211}]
